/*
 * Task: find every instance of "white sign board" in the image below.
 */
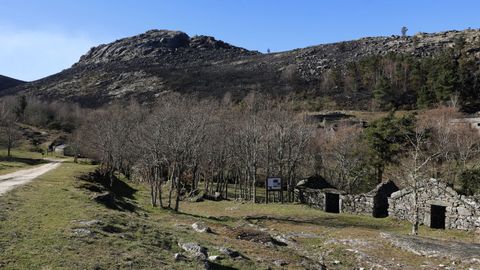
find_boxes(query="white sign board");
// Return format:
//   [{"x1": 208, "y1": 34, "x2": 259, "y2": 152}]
[{"x1": 267, "y1": 177, "x2": 282, "y2": 190}]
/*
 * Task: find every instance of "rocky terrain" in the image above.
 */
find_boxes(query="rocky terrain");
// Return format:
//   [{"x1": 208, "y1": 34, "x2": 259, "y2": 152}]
[
  {"x1": 0, "y1": 75, "x2": 24, "y2": 92},
  {"x1": 4, "y1": 29, "x2": 480, "y2": 108}
]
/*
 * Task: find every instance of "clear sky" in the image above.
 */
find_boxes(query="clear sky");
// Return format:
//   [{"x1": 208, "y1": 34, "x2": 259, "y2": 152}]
[{"x1": 1, "y1": 0, "x2": 480, "y2": 81}]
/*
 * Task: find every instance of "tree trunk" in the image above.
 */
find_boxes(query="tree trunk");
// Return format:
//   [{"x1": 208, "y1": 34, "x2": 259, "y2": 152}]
[
  {"x1": 158, "y1": 181, "x2": 164, "y2": 208},
  {"x1": 411, "y1": 182, "x2": 419, "y2": 235},
  {"x1": 150, "y1": 182, "x2": 157, "y2": 206},
  {"x1": 265, "y1": 177, "x2": 268, "y2": 204},
  {"x1": 174, "y1": 176, "x2": 181, "y2": 212},
  {"x1": 168, "y1": 165, "x2": 175, "y2": 208},
  {"x1": 252, "y1": 176, "x2": 256, "y2": 203},
  {"x1": 7, "y1": 142, "x2": 11, "y2": 158}
]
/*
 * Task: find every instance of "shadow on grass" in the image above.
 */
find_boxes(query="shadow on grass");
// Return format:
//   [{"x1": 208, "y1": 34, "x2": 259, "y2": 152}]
[
  {"x1": 0, "y1": 156, "x2": 48, "y2": 166},
  {"x1": 175, "y1": 207, "x2": 393, "y2": 231},
  {"x1": 244, "y1": 215, "x2": 395, "y2": 231},
  {"x1": 176, "y1": 210, "x2": 234, "y2": 223},
  {"x1": 77, "y1": 170, "x2": 138, "y2": 212},
  {"x1": 207, "y1": 262, "x2": 238, "y2": 270}
]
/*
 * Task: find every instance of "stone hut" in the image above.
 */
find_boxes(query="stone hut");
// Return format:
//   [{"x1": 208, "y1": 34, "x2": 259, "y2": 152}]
[
  {"x1": 297, "y1": 177, "x2": 400, "y2": 217},
  {"x1": 342, "y1": 180, "x2": 399, "y2": 217},
  {"x1": 388, "y1": 178, "x2": 480, "y2": 231},
  {"x1": 296, "y1": 175, "x2": 345, "y2": 213}
]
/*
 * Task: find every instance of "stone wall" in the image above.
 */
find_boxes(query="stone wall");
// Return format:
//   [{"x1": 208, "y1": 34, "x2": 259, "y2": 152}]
[
  {"x1": 388, "y1": 178, "x2": 480, "y2": 231},
  {"x1": 341, "y1": 194, "x2": 374, "y2": 215},
  {"x1": 297, "y1": 181, "x2": 399, "y2": 217},
  {"x1": 296, "y1": 188, "x2": 333, "y2": 210},
  {"x1": 298, "y1": 190, "x2": 375, "y2": 215}
]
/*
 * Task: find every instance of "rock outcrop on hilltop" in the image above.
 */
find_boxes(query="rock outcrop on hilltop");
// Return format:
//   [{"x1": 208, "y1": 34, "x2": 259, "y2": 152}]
[
  {"x1": 75, "y1": 30, "x2": 255, "y2": 66},
  {"x1": 4, "y1": 29, "x2": 480, "y2": 108}
]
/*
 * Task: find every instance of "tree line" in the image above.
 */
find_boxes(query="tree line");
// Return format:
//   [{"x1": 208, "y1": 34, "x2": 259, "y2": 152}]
[
  {"x1": 1, "y1": 93, "x2": 479, "y2": 233},
  {"x1": 72, "y1": 94, "x2": 480, "y2": 212},
  {"x1": 76, "y1": 94, "x2": 314, "y2": 210},
  {"x1": 320, "y1": 46, "x2": 480, "y2": 112},
  {"x1": 0, "y1": 95, "x2": 83, "y2": 157}
]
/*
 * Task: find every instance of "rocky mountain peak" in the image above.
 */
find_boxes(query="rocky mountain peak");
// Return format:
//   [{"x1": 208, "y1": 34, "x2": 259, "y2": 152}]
[
  {"x1": 75, "y1": 29, "x2": 252, "y2": 66},
  {"x1": 6, "y1": 28, "x2": 480, "y2": 109}
]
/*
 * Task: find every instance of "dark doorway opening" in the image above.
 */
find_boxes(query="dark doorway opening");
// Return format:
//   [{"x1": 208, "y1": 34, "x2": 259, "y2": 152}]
[
  {"x1": 430, "y1": 205, "x2": 446, "y2": 229},
  {"x1": 373, "y1": 195, "x2": 389, "y2": 218},
  {"x1": 372, "y1": 181, "x2": 399, "y2": 218},
  {"x1": 325, "y1": 193, "x2": 340, "y2": 213}
]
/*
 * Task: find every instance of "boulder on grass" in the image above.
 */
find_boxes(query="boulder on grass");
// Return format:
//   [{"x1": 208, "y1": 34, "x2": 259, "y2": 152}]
[{"x1": 192, "y1": 222, "x2": 212, "y2": 233}]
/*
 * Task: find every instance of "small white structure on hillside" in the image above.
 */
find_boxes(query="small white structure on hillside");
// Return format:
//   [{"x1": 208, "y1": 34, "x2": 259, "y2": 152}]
[
  {"x1": 450, "y1": 116, "x2": 480, "y2": 132},
  {"x1": 54, "y1": 144, "x2": 75, "y2": 156}
]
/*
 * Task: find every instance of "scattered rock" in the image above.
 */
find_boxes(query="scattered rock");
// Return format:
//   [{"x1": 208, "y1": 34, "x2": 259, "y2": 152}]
[
  {"x1": 218, "y1": 247, "x2": 244, "y2": 260},
  {"x1": 381, "y1": 232, "x2": 480, "y2": 261},
  {"x1": 179, "y1": 242, "x2": 208, "y2": 261},
  {"x1": 77, "y1": 219, "x2": 101, "y2": 227},
  {"x1": 273, "y1": 234, "x2": 293, "y2": 246},
  {"x1": 273, "y1": 259, "x2": 288, "y2": 266},
  {"x1": 174, "y1": 253, "x2": 187, "y2": 261},
  {"x1": 231, "y1": 226, "x2": 286, "y2": 246},
  {"x1": 208, "y1": 255, "x2": 222, "y2": 261},
  {"x1": 71, "y1": 228, "x2": 94, "y2": 237},
  {"x1": 192, "y1": 222, "x2": 212, "y2": 233}
]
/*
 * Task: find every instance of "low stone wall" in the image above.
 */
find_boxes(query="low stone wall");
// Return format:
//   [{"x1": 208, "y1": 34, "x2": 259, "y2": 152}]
[
  {"x1": 341, "y1": 194, "x2": 374, "y2": 215},
  {"x1": 389, "y1": 179, "x2": 480, "y2": 231},
  {"x1": 297, "y1": 181, "x2": 398, "y2": 217},
  {"x1": 297, "y1": 188, "x2": 374, "y2": 215},
  {"x1": 296, "y1": 188, "x2": 327, "y2": 210}
]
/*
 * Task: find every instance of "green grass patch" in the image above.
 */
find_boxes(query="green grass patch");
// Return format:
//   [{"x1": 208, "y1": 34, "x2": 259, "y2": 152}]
[
  {"x1": 0, "y1": 149, "x2": 49, "y2": 175},
  {"x1": 0, "y1": 163, "x2": 477, "y2": 269}
]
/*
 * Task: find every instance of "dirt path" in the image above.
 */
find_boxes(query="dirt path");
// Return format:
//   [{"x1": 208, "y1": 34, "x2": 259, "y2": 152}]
[
  {"x1": 0, "y1": 161, "x2": 62, "y2": 195},
  {"x1": 381, "y1": 232, "x2": 480, "y2": 260}
]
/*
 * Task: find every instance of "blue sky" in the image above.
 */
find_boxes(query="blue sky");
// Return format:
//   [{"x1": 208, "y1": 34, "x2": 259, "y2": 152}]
[{"x1": 1, "y1": 0, "x2": 480, "y2": 81}]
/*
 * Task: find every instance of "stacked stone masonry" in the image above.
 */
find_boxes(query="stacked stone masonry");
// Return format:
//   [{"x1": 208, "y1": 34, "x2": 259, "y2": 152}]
[
  {"x1": 296, "y1": 178, "x2": 480, "y2": 232},
  {"x1": 388, "y1": 178, "x2": 480, "y2": 231}
]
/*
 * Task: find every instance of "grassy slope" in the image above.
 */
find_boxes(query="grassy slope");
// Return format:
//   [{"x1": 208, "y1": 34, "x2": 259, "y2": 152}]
[
  {"x1": 0, "y1": 124, "x2": 68, "y2": 175},
  {"x1": 0, "y1": 149, "x2": 47, "y2": 175},
  {"x1": 0, "y1": 161, "x2": 478, "y2": 269}
]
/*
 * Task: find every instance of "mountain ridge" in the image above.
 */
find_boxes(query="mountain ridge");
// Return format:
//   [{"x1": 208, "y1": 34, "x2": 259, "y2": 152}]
[
  {"x1": 0, "y1": 75, "x2": 25, "y2": 92},
  {"x1": 5, "y1": 28, "x2": 480, "y2": 109}
]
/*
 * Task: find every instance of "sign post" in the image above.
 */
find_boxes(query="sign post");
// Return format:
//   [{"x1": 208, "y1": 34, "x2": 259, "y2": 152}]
[{"x1": 266, "y1": 177, "x2": 283, "y2": 204}]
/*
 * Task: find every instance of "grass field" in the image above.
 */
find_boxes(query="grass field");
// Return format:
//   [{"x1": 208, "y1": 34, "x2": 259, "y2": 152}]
[
  {"x1": 0, "y1": 161, "x2": 478, "y2": 269},
  {"x1": 0, "y1": 149, "x2": 48, "y2": 175}
]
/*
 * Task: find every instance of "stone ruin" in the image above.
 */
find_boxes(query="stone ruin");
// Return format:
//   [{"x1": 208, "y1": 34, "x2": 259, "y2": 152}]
[
  {"x1": 388, "y1": 178, "x2": 480, "y2": 231},
  {"x1": 295, "y1": 176, "x2": 399, "y2": 216},
  {"x1": 296, "y1": 176, "x2": 480, "y2": 232},
  {"x1": 342, "y1": 181, "x2": 399, "y2": 217},
  {"x1": 296, "y1": 175, "x2": 344, "y2": 213}
]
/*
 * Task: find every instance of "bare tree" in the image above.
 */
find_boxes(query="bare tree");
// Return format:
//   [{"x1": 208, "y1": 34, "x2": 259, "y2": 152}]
[
  {"x1": 318, "y1": 124, "x2": 371, "y2": 193},
  {"x1": 397, "y1": 124, "x2": 439, "y2": 235},
  {"x1": 401, "y1": 26, "x2": 408, "y2": 37},
  {"x1": 0, "y1": 98, "x2": 22, "y2": 158}
]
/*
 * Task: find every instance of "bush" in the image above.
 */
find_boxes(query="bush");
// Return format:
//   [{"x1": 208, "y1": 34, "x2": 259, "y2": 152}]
[{"x1": 459, "y1": 168, "x2": 480, "y2": 196}]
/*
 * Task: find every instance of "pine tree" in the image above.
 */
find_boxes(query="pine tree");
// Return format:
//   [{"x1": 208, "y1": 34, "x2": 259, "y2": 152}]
[
  {"x1": 373, "y1": 75, "x2": 392, "y2": 110},
  {"x1": 364, "y1": 112, "x2": 415, "y2": 183}
]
